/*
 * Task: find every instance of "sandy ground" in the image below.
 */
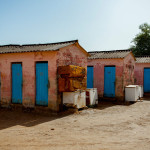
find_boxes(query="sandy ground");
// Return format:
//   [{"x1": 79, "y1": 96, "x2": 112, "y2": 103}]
[{"x1": 0, "y1": 100, "x2": 150, "y2": 150}]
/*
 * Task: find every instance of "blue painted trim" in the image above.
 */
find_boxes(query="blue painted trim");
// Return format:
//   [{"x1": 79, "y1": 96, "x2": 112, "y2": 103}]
[
  {"x1": 87, "y1": 66, "x2": 94, "y2": 88},
  {"x1": 104, "y1": 66, "x2": 116, "y2": 97},
  {"x1": 12, "y1": 63, "x2": 22, "y2": 104},
  {"x1": 144, "y1": 68, "x2": 150, "y2": 92},
  {"x1": 36, "y1": 62, "x2": 48, "y2": 106}
]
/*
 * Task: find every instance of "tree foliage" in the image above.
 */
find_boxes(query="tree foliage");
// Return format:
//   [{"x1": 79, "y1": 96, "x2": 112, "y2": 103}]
[{"x1": 131, "y1": 23, "x2": 150, "y2": 56}]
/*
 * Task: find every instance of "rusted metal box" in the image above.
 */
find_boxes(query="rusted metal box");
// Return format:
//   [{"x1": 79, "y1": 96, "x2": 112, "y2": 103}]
[
  {"x1": 58, "y1": 65, "x2": 86, "y2": 77},
  {"x1": 58, "y1": 77, "x2": 87, "y2": 92}
]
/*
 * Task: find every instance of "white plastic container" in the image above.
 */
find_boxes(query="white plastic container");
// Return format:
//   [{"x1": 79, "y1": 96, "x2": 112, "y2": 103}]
[
  {"x1": 125, "y1": 85, "x2": 139, "y2": 102},
  {"x1": 63, "y1": 90, "x2": 86, "y2": 109},
  {"x1": 86, "y1": 88, "x2": 98, "y2": 105},
  {"x1": 134, "y1": 85, "x2": 143, "y2": 98},
  {"x1": 138, "y1": 85, "x2": 143, "y2": 98}
]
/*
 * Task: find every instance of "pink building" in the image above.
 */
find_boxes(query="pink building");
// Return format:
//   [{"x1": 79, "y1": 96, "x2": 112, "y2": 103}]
[
  {"x1": 87, "y1": 50, "x2": 135, "y2": 101},
  {"x1": 135, "y1": 56, "x2": 150, "y2": 94},
  {"x1": 0, "y1": 40, "x2": 88, "y2": 112}
]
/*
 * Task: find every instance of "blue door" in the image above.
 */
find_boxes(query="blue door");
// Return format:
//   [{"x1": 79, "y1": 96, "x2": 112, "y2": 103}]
[
  {"x1": 144, "y1": 68, "x2": 150, "y2": 93},
  {"x1": 87, "y1": 66, "x2": 93, "y2": 88},
  {"x1": 12, "y1": 63, "x2": 22, "y2": 103},
  {"x1": 36, "y1": 62, "x2": 48, "y2": 106},
  {"x1": 104, "y1": 66, "x2": 116, "y2": 97}
]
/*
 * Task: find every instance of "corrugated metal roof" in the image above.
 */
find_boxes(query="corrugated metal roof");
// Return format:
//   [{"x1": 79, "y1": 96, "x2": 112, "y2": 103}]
[
  {"x1": 0, "y1": 40, "x2": 77, "y2": 54},
  {"x1": 136, "y1": 56, "x2": 150, "y2": 63},
  {"x1": 88, "y1": 49, "x2": 131, "y2": 59}
]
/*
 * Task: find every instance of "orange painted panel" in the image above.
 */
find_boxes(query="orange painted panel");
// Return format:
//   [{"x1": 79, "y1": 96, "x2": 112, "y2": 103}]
[
  {"x1": 58, "y1": 77, "x2": 86, "y2": 92},
  {"x1": 58, "y1": 65, "x2": 86, "y2": 77}
]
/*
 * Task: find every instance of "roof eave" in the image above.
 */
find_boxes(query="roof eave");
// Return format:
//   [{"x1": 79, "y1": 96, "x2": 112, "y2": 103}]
[
  {"x1": 124, "y1": 51, "x2": 136, "y2": 61},
  {"x1": 0, "y1": 40, "x2": 78, "y2": 47},
  {"x1": 74, "y1": 42, "x2": 89, "y2": 56},
  {"x1": 88, "y1": 57, "x2": 124, "y2": 60},
  {"x1": 0, "y1": 49, "x2": 59, "y2": 54}
]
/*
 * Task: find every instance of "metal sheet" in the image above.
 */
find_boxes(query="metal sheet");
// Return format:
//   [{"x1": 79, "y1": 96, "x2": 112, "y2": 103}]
[
  {"x1": 87, "y1": 66, "x2": 93, "y2": 88},
  {"x1": 136, "y1": 57, "x2": 150, "y2": 63},
  {"x1": 58, "y1": 65, "x2": 86, "y2": 77},
  {"x1": 104, "y1": 66, "x2": 116, "y2": 97},
  {"x1": 36, "y1": 62, "x2": 48, "y2": 106},
  {"x1": 12, "y1": 63, "x2": 22, "y2": 104},
  {"x1": 144, "y1": 68, "x2": 150, "y2": 92},
  {"x1": 0, "y1": 40, "x2": 77, "y2": 54},
  {"x1": 88, "y1": 50, "x2": 131, "y2": 59}
]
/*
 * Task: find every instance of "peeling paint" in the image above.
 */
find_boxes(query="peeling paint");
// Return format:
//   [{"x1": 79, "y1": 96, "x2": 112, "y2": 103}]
[
  {"x1": 88, "y1": 53, "x2": 135, "y2": 100},
  {"x1": 135, "y1": 63, "x2": 150, "y2": 85},
  {"x1": 0, "y1": 44, "x2": 88, "y2": 112}
]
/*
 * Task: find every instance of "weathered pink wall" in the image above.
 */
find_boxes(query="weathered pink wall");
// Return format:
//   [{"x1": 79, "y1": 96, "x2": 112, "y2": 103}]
[
  {"x1": 0, "y1": 51, "x2": 58, "y2": 111},
  {"x1": 135, "y1": 63, "x2": 150, "y2": 85},
  {"x1": 0, "y1": 43, "x2": 88, "y2": 112},
  {"x1": 88, "y1": 58, "x2": 124, "y2": 99},
  {"x1": 123, "y1": 53, "x2": 135, "y2": 86},
  {"x1": 87, "y1": 53, "x2": 135, "y2": 100},
  {"x1": 57, "y1": 43, "x2": 88, "y2": 108},
  {"x1": 58, "y1": 43, "x2": 87, "y2": 68}
]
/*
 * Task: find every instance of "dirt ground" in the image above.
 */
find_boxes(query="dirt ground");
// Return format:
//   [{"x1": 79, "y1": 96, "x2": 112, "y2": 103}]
[{"x1": 0, "y1": 100, "x2": 150, "y2": 150}]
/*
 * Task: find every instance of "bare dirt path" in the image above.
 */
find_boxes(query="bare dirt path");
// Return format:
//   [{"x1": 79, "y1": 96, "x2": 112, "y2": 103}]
[{"x1": 0, "y1": 100, "x2": 150, "y2": 150}]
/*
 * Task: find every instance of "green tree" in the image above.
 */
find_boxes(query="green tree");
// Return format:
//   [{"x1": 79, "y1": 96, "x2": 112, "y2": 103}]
[{"x1": 131, "y1": 23, "x2": 150, "y2": 56}]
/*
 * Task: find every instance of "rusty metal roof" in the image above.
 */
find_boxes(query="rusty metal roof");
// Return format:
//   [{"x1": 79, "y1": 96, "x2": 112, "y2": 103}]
[
  {"x1": 0, "y1": 40, "x2": 78, "y2": 54},
  {"x1": 88, "y1": 49, "x2": 131, "y2": 59},
  {"x1": 136, "y1": 56, "x2": 150, "y2": 63}
]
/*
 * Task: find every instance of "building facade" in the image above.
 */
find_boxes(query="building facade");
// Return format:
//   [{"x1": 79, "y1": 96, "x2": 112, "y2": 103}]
[
  {"x1": 0, "y1": 40, "x2": 88, "y2": 112},
  {"x1": 135, "y1": 56, "x2": 150, "y2": 93},
  {"x1": 87, "y1": 50, "x2": 135, "y2": 101}
]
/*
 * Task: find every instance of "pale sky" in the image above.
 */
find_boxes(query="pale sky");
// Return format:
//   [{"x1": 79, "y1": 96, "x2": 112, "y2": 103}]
[{"x1": 0, "y1": 0, "x2": 150, "y2": 51}]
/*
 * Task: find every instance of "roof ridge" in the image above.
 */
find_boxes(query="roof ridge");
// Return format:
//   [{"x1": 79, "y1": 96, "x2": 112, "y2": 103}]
[
  {"x1": 136, "y1": 56, "x2": 150, "y2": 63},
  {"x1": 136, "y1": 55, "x2": 150, "y2": 58},
  {"x1": 88, "y1": 49, "x2": 131, "y2": 53},
  {"x1": 88, "y1": 49, "x2": 132, "y2": 59},
  {"x1": 0, "y1": 40, "x2": 78, "y2": 47}
]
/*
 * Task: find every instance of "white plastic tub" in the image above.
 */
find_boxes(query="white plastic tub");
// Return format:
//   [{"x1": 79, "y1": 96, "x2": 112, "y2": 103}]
[
  {"x1": 138, "y1": 85, "x2": 143, "y2": 98},
  {"x1": 63, "y1": 90, "x2": 86, "y2": 109},
  {"x1": 133, "y1": 85, "x2": 143, "y2": 98},
  {"x1": 86, "y1": 88, "x2": 98, "y2": 105},
  {"x1": 125, "y1": 85, "x2": 139, "y2": 102}
]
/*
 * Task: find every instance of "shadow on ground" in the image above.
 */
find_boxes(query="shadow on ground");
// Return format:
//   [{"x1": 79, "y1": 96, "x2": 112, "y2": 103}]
[
  {"x1": 0, "y1": 108, "x2": 73, "y2": 130},
  {"x1": 94, "y1": 99, "x2": 136, "y2": 111},
  {"x1": 94, "y1": 101, "x2": 117, "y2": 110},
  {"x1": 142, "y1": 96, "x2": 150, "y2": 101},
  {"x1": 0, "y1": 97, "x2": 143, "y2": 131},
  {"x1": 0, "y1": 101, "x2": 119, "y2": 130}
]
